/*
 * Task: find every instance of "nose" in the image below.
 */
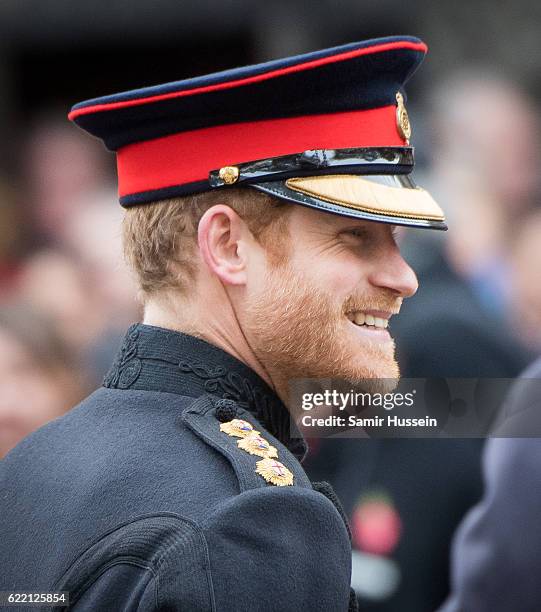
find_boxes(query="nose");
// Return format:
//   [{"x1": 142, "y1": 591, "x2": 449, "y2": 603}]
[{"x1": 367, "y1": 245, "x2": 418, "y2": 298}]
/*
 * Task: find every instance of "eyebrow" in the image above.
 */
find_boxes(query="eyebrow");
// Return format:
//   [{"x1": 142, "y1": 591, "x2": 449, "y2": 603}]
[{"x1": 336, "y1": 220, "x2": 372, "y2": 231}]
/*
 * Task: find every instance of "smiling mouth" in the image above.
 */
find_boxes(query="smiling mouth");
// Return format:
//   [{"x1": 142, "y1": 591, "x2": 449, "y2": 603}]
[{"x1": 345, "y1": 310, "x2": 394, "y2": 330}]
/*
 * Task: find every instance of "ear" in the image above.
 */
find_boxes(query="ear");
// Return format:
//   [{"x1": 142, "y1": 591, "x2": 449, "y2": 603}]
[{"x1": 197, "y1": 204, "x2": 250, "y2": 286}]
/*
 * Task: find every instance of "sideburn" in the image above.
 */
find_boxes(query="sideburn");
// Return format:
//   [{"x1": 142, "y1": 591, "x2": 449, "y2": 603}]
[{"x1": 257, "y1": 212, "x2": 292, "y2": 268}]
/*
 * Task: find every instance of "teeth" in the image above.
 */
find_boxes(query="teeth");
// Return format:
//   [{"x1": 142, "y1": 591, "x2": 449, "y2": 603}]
[
  {"x1": 350, "y1": 312, "x2": 390, "y2": 329},
  {"x1": 354, "y1": 312, "x2": 366, "y2": 326},
  {"x1": 374, "y1": 317, "x2": 388, "y2": 329}
]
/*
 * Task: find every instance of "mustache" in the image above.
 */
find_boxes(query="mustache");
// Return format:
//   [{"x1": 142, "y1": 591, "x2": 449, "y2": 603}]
[{"x1": 342, "y1": 293, "x2": 403, "y2": 315}]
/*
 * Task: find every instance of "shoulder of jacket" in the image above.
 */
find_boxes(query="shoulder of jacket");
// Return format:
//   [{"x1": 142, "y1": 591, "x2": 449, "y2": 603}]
[{"x1": 181, "y1": 394, "x2": 312, "y2": 493}]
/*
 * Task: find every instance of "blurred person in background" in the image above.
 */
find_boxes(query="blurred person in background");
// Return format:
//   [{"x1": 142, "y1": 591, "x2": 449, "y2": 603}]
[
  {"x1": 63, "y1": 191, "x2": 141, "y2": 381},
  {"x1": 508, "y1": 208, "x2": 541, "y2": 352},
  {"x1": 0, "y1": 111, "x2": 136, "y2": 386},
  {"x1": 16, "y1": 249, "x2": 105, "y2": 356},
  {"x1": 0, "y1": 179, "x2": 25, "y2": 296},
  {"x1": 13, "y1": 190, "x2": 141, "y2": 385},
  {"x1": 440, "y1": 357, "x2": 541, "y2": 612},
  {"x1": 0, "y1": 302, "x2": 86, "y2": 458},
  {"x1": 22, "y1": 112, "x2": 114, "y2": 250},
  {"x1": 425, "y1": 71, "x2": 541, "y2": 321}
]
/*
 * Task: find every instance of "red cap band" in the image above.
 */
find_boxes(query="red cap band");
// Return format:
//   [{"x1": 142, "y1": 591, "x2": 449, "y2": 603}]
[{"x1": 117, "y1": 105, "x2": 404, "y2": 198}]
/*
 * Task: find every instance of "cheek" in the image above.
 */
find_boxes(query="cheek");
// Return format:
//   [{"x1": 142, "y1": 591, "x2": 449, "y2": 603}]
[
  {"x1": 301, "y1": 251, "x2": 365, "y2": 297},
  {"x1": 329, "y1": 263, "x2": 364, "y2": 297}
]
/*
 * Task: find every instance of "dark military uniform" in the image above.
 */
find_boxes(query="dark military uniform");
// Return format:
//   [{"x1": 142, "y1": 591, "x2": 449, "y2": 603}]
[{"x1": 0, "y1": 324, "x2": 352, "y2": 610}]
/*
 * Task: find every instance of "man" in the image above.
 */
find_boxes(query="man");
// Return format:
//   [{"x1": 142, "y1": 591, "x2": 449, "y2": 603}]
[{"x1": 0, "y1": 36, "x2": 445, "y2": 611}]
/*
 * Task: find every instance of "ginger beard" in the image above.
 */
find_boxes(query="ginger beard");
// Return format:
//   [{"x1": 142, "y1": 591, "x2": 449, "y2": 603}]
[{"x1": 244, "y1": 262, "x2": 402, "y2": 400}]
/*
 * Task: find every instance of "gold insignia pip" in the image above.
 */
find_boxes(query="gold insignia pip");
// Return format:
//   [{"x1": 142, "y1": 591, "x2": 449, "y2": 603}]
[
  {"x1": 237, "y1": 432, "x2": 278, "y2": 459},
  {"x1": 255, "y1": 458, "x2": 294, "y2": 486},
  {"x1": 395, "y1": 92, "x2": 411, "y2": 144},
  {"x1": 220, "y1": 418, "x2": 259, "y2": 438},
  {"x1": 218, "y1": 165, "x2": 240, "y2": 184}
]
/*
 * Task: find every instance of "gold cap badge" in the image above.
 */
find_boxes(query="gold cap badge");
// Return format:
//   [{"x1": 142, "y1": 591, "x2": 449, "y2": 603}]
[
  {"x1": 395, "y1": 92, "x2": 411, "y2": 144},
  {"x1": 237, "y1": 432, "x2": 278, "y2": 459},
  {"x1": 218, "y1": 165, "x2": 240, "y2": 185},
  {"x1": 220, "y1": 418, "x2": 259, "y2": 438},
  {"x1": 255, "y1": 458, "x2": 294, "y2": 486}
]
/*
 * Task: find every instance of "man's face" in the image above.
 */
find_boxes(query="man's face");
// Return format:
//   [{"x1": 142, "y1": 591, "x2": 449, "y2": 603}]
[{"x1": 243, "y1": 205, "x2": 418, "y2": 388}]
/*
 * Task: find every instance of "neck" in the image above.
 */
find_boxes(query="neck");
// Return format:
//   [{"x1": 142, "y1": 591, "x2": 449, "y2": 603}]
[{"x1": 143, "y1": 293, "x2": 282, "y2": 400}]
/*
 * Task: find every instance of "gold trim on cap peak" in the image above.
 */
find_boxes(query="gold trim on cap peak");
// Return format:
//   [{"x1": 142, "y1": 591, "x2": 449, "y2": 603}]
[{"x1": 286, "y1": 174, "x2": 445, "y2": 222}]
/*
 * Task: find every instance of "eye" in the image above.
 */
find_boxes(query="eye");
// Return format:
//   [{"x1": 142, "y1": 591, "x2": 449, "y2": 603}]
[
  {"x1": 344, "y1": 228, "x2": 368, "y2": 239},
  {"x1": 340, "y1": 227, "x2": 373, "y2": 250},
  {"x1": 340, "y1": 226, "x2": 380, "y2": 254}
]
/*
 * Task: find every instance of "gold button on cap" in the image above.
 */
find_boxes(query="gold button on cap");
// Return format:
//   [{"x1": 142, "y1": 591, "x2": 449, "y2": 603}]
[{"x1": 218, "y1": 165, "x2": 240, "y2": 184}]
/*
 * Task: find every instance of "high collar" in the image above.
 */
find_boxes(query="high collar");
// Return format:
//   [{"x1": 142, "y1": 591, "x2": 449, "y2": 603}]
[{"x1": 103, "y1": 323, "x2": 307, "y2": 461}]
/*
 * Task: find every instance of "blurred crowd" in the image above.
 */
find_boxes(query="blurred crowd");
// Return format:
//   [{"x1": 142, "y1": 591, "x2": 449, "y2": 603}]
[
  {"x1": 1, "y1": 59, "x2": 541, "y2": 611},
  {"x1": 0, "y1": 114, "x2": 141, "y2": 458}
]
